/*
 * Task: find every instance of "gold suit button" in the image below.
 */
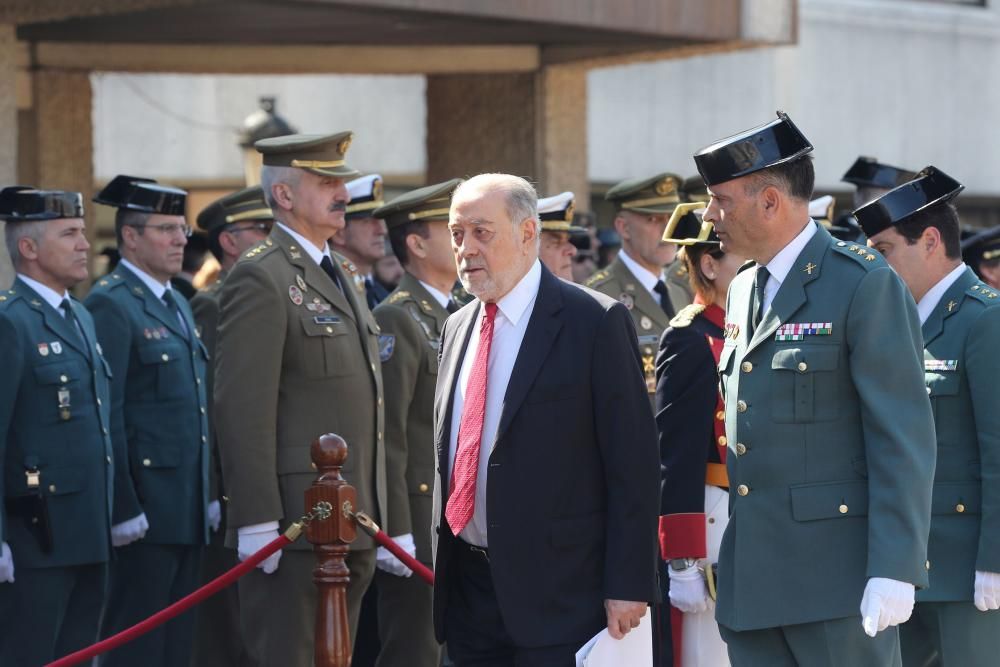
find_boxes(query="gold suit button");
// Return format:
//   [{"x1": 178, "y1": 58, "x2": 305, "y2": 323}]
[
  {"x1": 797, "y1": 362, "x2": 808, "y2": 372},
  {"x1": 142, "y1": 458, "x2": 151, "y2": 467},
  {"x1": 737, "y1": 484, "x2": 749, "y2": 496},
  {"x1": 60, "y1": 374, "x2": 68, "y2": 383},
  {"x1": 735, "y1": 443, "x2": 747, "y2": 456},
  {"x1": 419, "y1": 483, "x2": 429, "y2": 493},
  {"x1": 737, "y1": 400, "x2": 747, "y2": 413},
  {"x1": 741, "y1": 361, "x2": 753, "y2": 373},
  {"x1": 718, "y1": 436, "x2": 727, "y2": 446},
  {"x1": 839, "y1": 504, "x2": 848, "y2": 514},
  {"x1": 956, "y1": 503, "x2": 966, "y2": 513},
  {"x1": 716, "y1": 411, "x2": 724, "y2": 421},
  {"x1": 161, "y1": 353, "x2": 169, "y2": 362}
]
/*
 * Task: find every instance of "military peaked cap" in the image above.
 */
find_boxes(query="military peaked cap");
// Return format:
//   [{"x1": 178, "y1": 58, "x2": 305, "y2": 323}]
[
  {"x1": 538, "y1": 191, "x2": 585, "y2": 233},
  {"x1": 962, "y1": 225, "x2": 1000, "y2": 266},
  {"x1": 841, "y1": 156, "x2": 916, "y2": 190},
  {"x1": 373, "y1": 178, "x2": 463, "y2": 229},
  {"x1": 605, "y1": 172, "x2": 682, "y2": 214},
  {"x1": 93, "y1": 174, "x2": 186, "y2": 215},
  {"x1": 255, "y1": 131, "x2": 359, "y2": 179},
  {"x1": 346, "y1": 174, "x2": 384, "y2": 219},
  {"x1": 0, "y1": 186, "x2": 84, "y2": 221},
  {"x1": 854, "y1": 166, "x2": 963, "y2": 238},
  {"x1": 197, "y1": 186, "x2": 272, "y2": 234}
]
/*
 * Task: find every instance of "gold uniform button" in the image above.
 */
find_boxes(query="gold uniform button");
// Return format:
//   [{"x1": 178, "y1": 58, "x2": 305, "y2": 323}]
[
  {"x1": 202, "y1": 436, "x2": 207, "y2": 443},
  {"x1": 737, "y1": 400, "x2": 747, "y2": 413},
  {"x1": 741, "y1": 361, "x2": 753, "y2": 373},
  {"x1": 97, "y1": 398, "x2": 102, "y2": 406},
  {"x1": 715, "y1": 410, "x2": 724, "y2": 421},
  {"x1": 102, "y1": 427, "x2": 109, "y2": 435},
  {"x1": 956, "y1": 503, "x2": 966, "y2": 513},
  {"x1": 60, "y1": 374, "x2": 68, "y2": 383},
  {"x1": 718, "y1": 436, "x2": 727, "y2": 446},
  {"x1": 49, "y1": 484, "x2": 57, "y2": 493},
  {"x1": 927, "y1": 386, "x2": 932, "y2": 394},
  {"x1": 161, "y1": 354, "x2": 169, "y2": 362},
  {"x1": 200, "y1": 407, "x2": 206, "y2": 414},
  {"x1": 839, "y1": 504, "x2": 848, "y2": 514},
  {"x1": 326, "y1": 326, "x2": 334, "y2": 333},
  {"x1": 142, "y1": 458, "x2": 151, "y2": 467},
  {"x1": 419, "y1": 483, "x2": 429, "y2": 493},
  {"x1": 196, "y1": 378, "x2": 202, "y2": 385},
  {"x1": 377, "y1": 397, "x2": 383, "y2": 406},
  {"x1": 735, "y1": 443, "x2": 747, "y2": 456},
  {"x1": 378, "y1": 432, "x2": 383, "y2": 440},
  {"x1": 106, "y1": 456, "x2": 112, "y2": 464},
  {"x1": 737, "y1": 484, "x2": 749, "y2": 496},
  {"x1": 797, "y1": 362, "x2": 808, "y2": 372},
  {"x1": 311, "y1": 462, "x2": 317, "y2": 470},
  {"x1": 926, "y1": 560, "x2": 931, "y2": 570}
]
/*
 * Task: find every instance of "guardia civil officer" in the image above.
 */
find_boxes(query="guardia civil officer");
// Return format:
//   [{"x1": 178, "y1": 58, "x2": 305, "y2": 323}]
[
  {"x1": 331, "y1": 173, "x2": 388, "y2": 309},
  {"x1": 369, "y1": 178, "x2": 464, "y2": 667},
  {"x1": 213, "y1": 132, "x2": 388, "y2": 665},
  {"x1": 829, "y1": 156, "x2": 917, "y2": 244},
  {"x1": 0, "y1": 187, "x2": 114, "y2": 666},
  {"x1": 86, "y1": 175, "x2": 210, "y2": 667},
  {"x1": 859, "y1": 168, "x2": 1000, "y2": 666},
  {"x1": 697, "y1": 112, "x2": 936, "y2": 665},
  {"x1": 586, "y1": 173, "x2": 689, "y2": 394},
  {"x1": 189, "y1": 186, "x2": 272, "y2": 667},
  {"x1": 961, "y1": 225, "x2": 1000, "y2": 289}
]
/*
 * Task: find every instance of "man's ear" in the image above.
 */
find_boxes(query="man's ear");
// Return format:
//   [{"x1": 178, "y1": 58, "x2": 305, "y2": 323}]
[
  {"x1": 761, "y1": 185, "x2": 781, "y2": 215},
  {"x1": 17, "y1": 235, "x2": 39, "y2": 262},
  {"x1": 270, "y1": 182, "x2": 294, "y2": 211},
  {"x1": 406, "y1": 231, "x2": 426, "y2": 260},
  {"x1": 522, "y1": 218, "x2": 538, "y2": 245},
  {"x1": 613, "y1": 213, "x2": 628, "y2": 240},
  {"x1": 922, "y1": 225, "x2": 943, "y2": 255}
]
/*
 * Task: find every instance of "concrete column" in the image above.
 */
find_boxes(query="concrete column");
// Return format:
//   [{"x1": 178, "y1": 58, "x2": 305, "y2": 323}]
[
  {"x1": 0, "y1": 25, "x2": 18, "y2": 289},
  {"x1": 425, "y1": 65, "x2": 589, "y2": 208}
]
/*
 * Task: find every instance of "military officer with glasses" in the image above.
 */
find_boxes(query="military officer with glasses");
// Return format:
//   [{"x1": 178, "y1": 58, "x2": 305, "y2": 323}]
[
  {"x1": 85, "y1": 175, "x2": 210, "y2": 667},
  {"x1": 0, "y1": 187, "x2": 114, "y2": 666},
  {"x1": 189, "y1": 186, "x2": 272, "y2": 667}
]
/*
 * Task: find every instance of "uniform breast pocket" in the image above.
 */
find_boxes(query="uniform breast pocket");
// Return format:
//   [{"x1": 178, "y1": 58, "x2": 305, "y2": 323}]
[
  {"x1": 925, "y1": 371, "x2": 960, "y2": 420},
  {"x1": 300, "y1": 316, "x2": 355, "y2": 378},
  {"x1": 137, "y1": 343, "x2": 188, "y2": 399},
  {"x1": 770, "y1": 345, "x2": 839, "y2": 423},
  {"x1": 32, "y1": 360, "x2": 86, "y2": 424}
]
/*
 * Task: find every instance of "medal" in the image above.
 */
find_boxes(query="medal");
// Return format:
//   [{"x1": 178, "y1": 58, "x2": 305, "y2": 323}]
[
  {"x1": 296, "y1": 275, "x2": 307, "y2": 291},
  {"x1": 288, "y1": 285, "x2": 304, "y2": 306},
  {"x1": 619, "y1": 293, "x2": 634, "y2": 310},
  {"x1": 58, "y1": 387, "x2": 71, "y2": 421},
  {"x1": 38, "y1": 343, "x2": 49, "y2": 357},
  {"x1": 51, "y1": 341, "x2": 63, "y2": 355},
  {"x1": 640, "y1": 315, "x2": 653, "y2": 330}
]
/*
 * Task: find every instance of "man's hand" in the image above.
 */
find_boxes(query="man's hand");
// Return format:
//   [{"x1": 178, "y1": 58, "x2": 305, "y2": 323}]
[
  {"x1": 860, "y1": 577, "x2": 915, "y2": 637},
  {"x1": 207, "y1": 500, "x2": 222, "y2": 533},
  {"x1": 604, "y1": 599, "x2": 647, "y2": 640},
  {"x1": 111, "y1": 512, "x2": 149, "y2": 547},
  {"x1": 237, "y1": 523, "x2": 282, "y2": 574},
  {"x1": 668, "y1": 563, "x2": 711, "y2": 614},
  {"x1": 375, "y1": 533, "x2": 416, "y2": 578},
  {"x1": 0, "y1": 543, "x2": 13, "y2": 583},
  {"x1": 974, "y1": 571, "x2": 1000, "y2": 612}
]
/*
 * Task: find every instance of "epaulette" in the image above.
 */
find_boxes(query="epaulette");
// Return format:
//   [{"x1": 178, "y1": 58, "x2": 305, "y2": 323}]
[
  {"x1": 832, "y1": 240, "x2": 881, "y2": 267},
  {"x1": 93, "y1": 271, "x2": 127, "y2": 289},
  {"x1": 669, "y1": 303, "x2": 706, "y2": 328},
  {"x1": 584, "y1": 269, "x2": 611, "y2": 287},
  {"x1": 385, "y1": 290, "x2": 412, "y2": 305},
  {"x1": 736, "y1": 260, "x2": 757, "y2": 275},
  {"x1": 0, "y1": 288, "x2": 17, "y2": 305},
  {"x1": 968, "y1": 282, "x2": 1000, "y2": 304},
  {"x1": 243, "y1": 238, "x2": 275, "y2": 260}
]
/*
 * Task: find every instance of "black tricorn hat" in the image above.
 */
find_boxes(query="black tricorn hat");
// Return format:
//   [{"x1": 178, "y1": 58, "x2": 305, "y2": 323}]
[
  {"x1": 962, "y1": 225, "x2": 1000, "y2": 267},
  {"x1": 693, "y1": 111, "x2": 813, "y2": 187},
  {"x1": 0, "y1": 186, "x2": 84, "y2": 221},
  {"x1": 93, "y1": 174, "x2": 187, "y2": 215},
  {"x1": 842, "y1": 157, "x2": 916, "y2": 190},
  {"x1": 853, "y1": 166, "x2": 963, "y2": 238}
]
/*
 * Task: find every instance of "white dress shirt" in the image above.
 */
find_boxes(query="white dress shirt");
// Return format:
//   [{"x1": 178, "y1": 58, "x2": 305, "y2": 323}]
[
  {"x1": 419, "y1": 280, "x2": 452, "y2": 310},
  {"x1": 917, "y1": 263, "x2": 967, "y2": 325},
  {"x1": 618, "y1": 249, "x2": 666, "y2": 305},
  {"x1": 760, "y1": 220, "x2": 818, "y2": 313},
  {"x1": 17, "y1": 274, "x2": 68, "y2": 311},
  {"x1": 119, "y1": 258, "x2": 188, "y2": 335},
  {"x1": 276, "y1": 222, "x2": 332, "y2": 266},
  {"x1": 448, "y1": 260, "x2": 542, "y2": 547}
]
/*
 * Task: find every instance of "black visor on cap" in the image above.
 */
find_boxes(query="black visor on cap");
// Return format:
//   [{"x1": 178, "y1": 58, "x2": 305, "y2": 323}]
[
  {"x1": 693, "y1": 111, "x2": 814, "y2": 187},
  {"x1": 0, "y1": 186, "x2": 84, "y2": 221},
  {"x1": 841, "y1": 157, "x2": 916, "y2": 190},
  {"x1": 853, "y1": 166, "x2": 963, "y2": 238}
]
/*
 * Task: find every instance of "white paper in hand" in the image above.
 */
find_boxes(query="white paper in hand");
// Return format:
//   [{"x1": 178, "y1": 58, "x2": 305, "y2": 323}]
[{"x1": 575, "y1": 613, "x2": 652, "y2": 667}]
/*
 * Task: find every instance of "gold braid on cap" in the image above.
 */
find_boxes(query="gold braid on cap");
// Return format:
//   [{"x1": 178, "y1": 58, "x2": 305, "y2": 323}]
[
  {"x1": 407, "y1": 207, "x2": 450, "y2": 221},
  {"x1": 622, "y1": 194, "x2": 680, "y2": 210},
  {"x1": 346, "y1": 200, "x2": 384, "y2": 214},
  {"x1": 226, "y1": 207, "x2": 274, "y2": 224},
  {"x1": 290, "y1": 159, "x2": 345, "y2": 169}
]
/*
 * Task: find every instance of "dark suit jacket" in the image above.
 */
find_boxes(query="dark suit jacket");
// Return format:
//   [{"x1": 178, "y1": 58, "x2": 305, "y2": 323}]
[{"x1": 431, "y1": 264, "x2": 660, "y2": 648}]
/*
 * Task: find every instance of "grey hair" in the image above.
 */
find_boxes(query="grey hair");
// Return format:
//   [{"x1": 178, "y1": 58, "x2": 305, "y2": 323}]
[
  {"x1": 453, "y1": 173, "x2": 540, "y2": 249},
  {"x1": 5, "y1": 219, "x2": 47, "y2": 270},
  {"x1": 260, "y1": 165, "x2": 302, "y2": 213}
]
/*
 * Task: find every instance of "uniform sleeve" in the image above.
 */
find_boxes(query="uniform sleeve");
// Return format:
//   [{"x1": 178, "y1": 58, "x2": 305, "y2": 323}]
[
  {"x1": 214, "y1": 262, "x2": 287, "y2": 528},
  {"x1": 373, "y1": 306, "x2": 420, "y2": 538},
  {"x1": 190, "y1": 292, "x2": 221, "y2": 500},
  {"x1": 654, "y1": 326, "x2": 717, "y2": 560},
  {"x1": 846, "y1": 267, "x2": 935, "y2": 588},
  {"x1": 85, "y1": 291, "x2": 143, "y2": 524},
  {"x1": 592, "y1": 302, "x2": 661, "y2": 602},
  {"x1": 965, "y1": 305, "x2": 1000, "y2": 573},
  {"x1": 0, "y1": 313, "x2": 23, "y2": 542}
]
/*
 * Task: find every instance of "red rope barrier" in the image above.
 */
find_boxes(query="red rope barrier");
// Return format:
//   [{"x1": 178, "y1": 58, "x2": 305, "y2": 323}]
[
  {"x1": 353, "y1": 511, "x2": 434, "y2": 586},
  {"x1": 47, "y1": 526, "x2": 299, "y2": 667}
]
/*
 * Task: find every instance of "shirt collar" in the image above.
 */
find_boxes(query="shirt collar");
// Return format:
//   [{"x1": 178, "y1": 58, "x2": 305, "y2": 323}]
[
  {"x1": 917, "y1": 263, "x2": 967, "y2": 325},
  {"x1": 418, "y1": 279, "x2": 452, "y2": 309},
  {"x1": 617, "y1": 249, "x2": 663, "y2": 293},
  {"x1": 490, "y1": 259, "x2": 542, "y2": 327},
  {"x1": 763, "y1": 219, "x2": 817, "y2": 286},
  {"x1": 276, "y1": 222, "x2": 331, "y2": 266},
  {"x1": 119, "y1": 258, "x2": 170, "y2": 300},
  {"x1": 17, "y1": 274, "x2": 68, "y2": 311}
]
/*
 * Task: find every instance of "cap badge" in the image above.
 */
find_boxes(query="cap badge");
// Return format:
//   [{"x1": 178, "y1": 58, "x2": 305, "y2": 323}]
[
  {"x1": 337, "y1": 136, "x2": 352, "y2": 155},
  {"x1": 655, "y1": 177, "x2": 677, "y2": 196}
]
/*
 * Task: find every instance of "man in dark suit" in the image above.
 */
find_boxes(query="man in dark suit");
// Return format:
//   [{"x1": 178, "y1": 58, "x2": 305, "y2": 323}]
[{"x1": 432, "y1": 173, "x2": 660, "y2": 665}]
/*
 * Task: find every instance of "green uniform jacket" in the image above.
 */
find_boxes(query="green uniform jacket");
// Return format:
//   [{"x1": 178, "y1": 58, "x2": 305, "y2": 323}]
[
  {"x1": 665, "y1": 259, "x2": 695, "y2": 309},
  {"x1": 919, "y1": 267, "x2": 1000, "y2": 601},
  {"x1": 214, "y1": 226, "x2": 387, "y2": 551},
  {"x1": 372, "y1": 273, "x2": 446, "y2": 564},
  {"x1": 85, "y1": 266, "x2": 210, "y2": 546},
  {"x1": 585, "y1": 256, "x2": 688, "y2": 394},
  {"x1": 0, "y1": 280, "x2": 114, "y2": 567},
  {"x1": 717, "y1": 224, "x2": 936, "y2": 631},
  {"x1": 190, "y1": 275, "x2": 224, "y2": 503}
]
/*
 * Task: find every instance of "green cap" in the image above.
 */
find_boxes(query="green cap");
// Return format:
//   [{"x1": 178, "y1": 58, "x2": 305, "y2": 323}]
[
  {"x1": 255, "y1": 131, "x2": 359, "y2": 178},
  {"x1": 373, "y1": 178, "x2": 463, "y2": 229},
  {"x1": 197, "y1": 186, "x2": 272, "y2": 234},
  {"x1": 681, "y1": 174, "x2": 709, "y2": 203},
  {"x1": 605, "y1": 172, "x2": 682, "y2": 214}
]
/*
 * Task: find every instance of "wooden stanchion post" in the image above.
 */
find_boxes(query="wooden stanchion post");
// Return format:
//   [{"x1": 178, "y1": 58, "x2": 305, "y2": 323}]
[{"x1": 306, "y1": 434, "x2": 357, "y2": 667}]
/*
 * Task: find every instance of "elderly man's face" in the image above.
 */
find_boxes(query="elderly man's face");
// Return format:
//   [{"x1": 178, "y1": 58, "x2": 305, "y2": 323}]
[
  {"x1": 293, "y1": 171, "x2": 350, "y2": 241},
  {"x1": 618, "y1": 211, "x2": 677, "y2": 269},
  {"x1": 450, "y1": 187, "x2": 537, "y2": 303},
  {"x1": 28, "y1": 217, "x2": 91, "y2": 288},
  {"x1": 539, "y1": 230, "x2": 577, "y2": 281}
]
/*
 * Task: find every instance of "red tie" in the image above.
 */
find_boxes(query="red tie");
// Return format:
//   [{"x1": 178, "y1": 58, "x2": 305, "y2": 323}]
[{"x1": 446, "y1": 302, "x2": 498, "y2": 536}]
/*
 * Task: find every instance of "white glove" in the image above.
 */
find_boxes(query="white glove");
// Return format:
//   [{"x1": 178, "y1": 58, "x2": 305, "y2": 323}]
[
  {"x1": 0, "y1": 542, "x2": 13, "y2": 583},
  {"x1": 668, "y1": 563, "x2": 711, "y2": 614},
  {"x1": 974, "y1": 570, "x2": 1000, "y2": 612},
  {"x1": 237, "y1": 522, "x2": 282, "y2": 574},
  {"x1": 860, "y1": 577, "x2": 915, "y2": 637},
  {"x1": 207, "y1": 500, "x2": 222, "y2": 533},
  {"x1": 375, "y1": 533, "x2": 416, "y2": 578},
  {"x1": 111, "y1": 512, "x2": 149, "y2": 547}
]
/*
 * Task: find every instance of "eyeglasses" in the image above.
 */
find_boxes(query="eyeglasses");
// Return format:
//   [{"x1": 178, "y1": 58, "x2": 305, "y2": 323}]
[
  {"x1": 226, "y1": 222, "x2": 273, "y2": 234},
  {"x1": 131, "y1": 222, "x2": 193, "y2": 238}
]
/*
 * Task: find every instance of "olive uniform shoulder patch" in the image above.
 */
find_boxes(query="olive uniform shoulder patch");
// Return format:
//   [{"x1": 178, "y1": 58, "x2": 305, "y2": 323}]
[
  {"x1": 670, "y1": 303, "x2": 706, "y2": 328},
  {"x1": 584, "y1": 269, "x2": 611, "y2": 288},
  {"x1": 243, "y1": 240, "x2": 276, "y2": 261},
  {"x1": 384, "y1": 290, "x2": 411, "y2": 306}
]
